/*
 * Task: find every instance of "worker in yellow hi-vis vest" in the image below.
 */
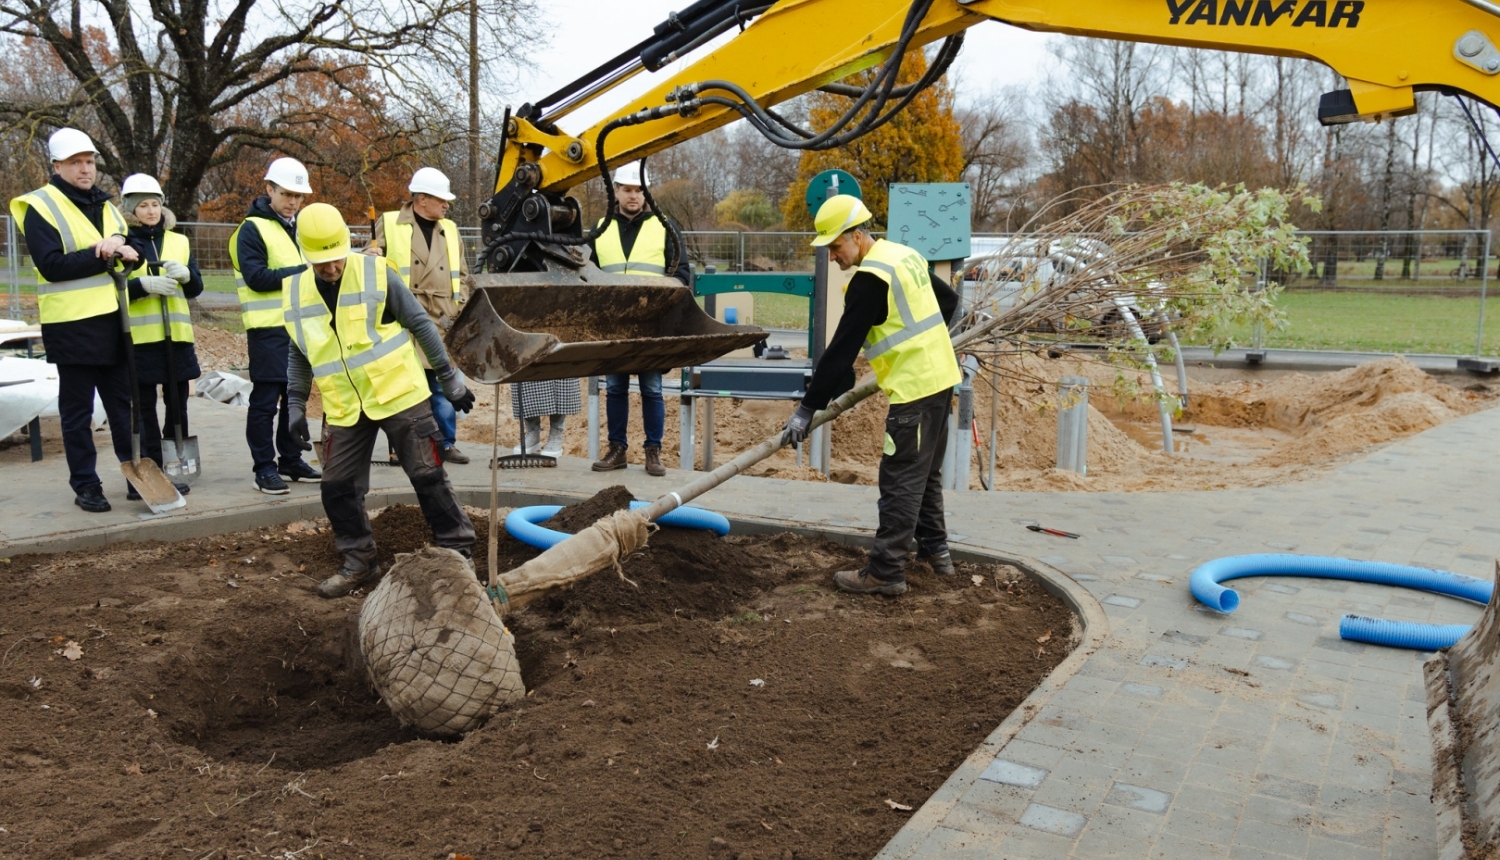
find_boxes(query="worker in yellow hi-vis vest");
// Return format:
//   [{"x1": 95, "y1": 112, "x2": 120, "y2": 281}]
[
  {"x1": 9, "y1": 128, "x2": 140, "y2": 513},
  {"x1": 364, "y1": 167, "x2": 473, "y2": 465},
  {"x1": 228, "y1": 157, "x2": 318, "y2": 495},
  {"x1": 781, "y1": 196, "x2": 962, "y2": 596},
  {"x1": 120, "y1": 173, "x2": 200, "y2": 500},
  {"x1": 284, "y1": 203, "x2": 475, "y2": 599},
  {"x1": 588, "y1": 161, "x2": 692, "y2": 477}
]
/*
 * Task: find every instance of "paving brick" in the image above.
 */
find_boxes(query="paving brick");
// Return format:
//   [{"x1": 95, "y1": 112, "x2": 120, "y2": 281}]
[
  {"x1": 981, "y1": 759, "x2": 1048, "y2": 789},
  {"x1": 1018, "y1": 803, "x2": 1088, "y2": 838},
  {"x1": 1233, "y1": 818, "x2": 1310, "y2": 858},
  {"x1": 1104, "y1": 781, "x2": 1173, "y2": 814},
  {"x1": 1151, "y1": 831, "x2": 1231, "y2": 859}
]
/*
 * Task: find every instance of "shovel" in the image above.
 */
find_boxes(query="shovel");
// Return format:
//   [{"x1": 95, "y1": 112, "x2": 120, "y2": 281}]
[
  {"x1": 110, "y1": 260, "x2": 186, "y2": 513},
  {"x1": 159, "y1": 291, "x2": 200, "y2": 484}
]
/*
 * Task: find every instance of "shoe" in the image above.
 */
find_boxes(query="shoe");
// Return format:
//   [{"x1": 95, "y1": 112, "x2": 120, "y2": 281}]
[
  {"x1": 539, "y1": 435, "x2": 563, "y2": 459},
  {"x1": 513, "y1": 418, "x2": 542, "y2": 455},
  {"x1": 592, "y1": 442, "x2": 628, "y2": 472},
  {"x1": 254, "y1": 470, "x2": 291, "y2": 495},
  {"x1": 316, "y1": 561, "x2": 383, "y2": 599},
  {"x1": 833, "y1": 568, "x2": 907, "y2": 596},
  {"x1": 279, "y1": 460, "x2": 322, "y2": 482},
  {"x1": 644, "y1": 446, "x2": 666, "y2": 477},
  {"x1": 442, "y1": 445, "x2": 471, "y2": 464},
  {"x1": 126, "y1": 482, "x2": 191, "y2": 501},
  {"x1": 919, "y1": 552, "x2": 954, "y2": 576},
  {"x1": 73, "y1": 484, "x2": 111, "y2": 513}
]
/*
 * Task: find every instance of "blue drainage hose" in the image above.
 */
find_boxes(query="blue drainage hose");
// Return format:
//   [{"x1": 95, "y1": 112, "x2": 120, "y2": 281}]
[
  {"x1": 506, "y1": 502, "x2": 731, "y2": 551},
  {"x1": 1188, "y1": 553, "x2": 1492, "y2": 651}
]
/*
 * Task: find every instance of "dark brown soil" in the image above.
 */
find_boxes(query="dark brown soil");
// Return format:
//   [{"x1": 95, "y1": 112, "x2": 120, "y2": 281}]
[{"x1": 0, "y1": 491, "x2": 1075, "y2": 860}]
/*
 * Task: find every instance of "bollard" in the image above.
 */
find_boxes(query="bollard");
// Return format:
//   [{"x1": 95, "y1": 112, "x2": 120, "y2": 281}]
[
  {"x1": 1055, "y1": 376, "x2": 1089, "y2": 475},
  {"x1": 943, "y1": 380, "x2": 974, "y2": 490}
]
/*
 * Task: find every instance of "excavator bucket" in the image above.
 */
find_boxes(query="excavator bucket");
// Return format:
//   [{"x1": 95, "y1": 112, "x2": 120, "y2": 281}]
[
  {"x1": 1425, "y1": 560, "x2": 1500, "y2": 860},
  {"x1": 445, "y1": 264, "x2": 767, "y2": 384}
]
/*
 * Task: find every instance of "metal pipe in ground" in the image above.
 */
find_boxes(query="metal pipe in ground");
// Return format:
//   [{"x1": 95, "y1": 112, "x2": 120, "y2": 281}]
[{"x1": 1055, "y1": 376, "x2": 1089, "y2": 475}]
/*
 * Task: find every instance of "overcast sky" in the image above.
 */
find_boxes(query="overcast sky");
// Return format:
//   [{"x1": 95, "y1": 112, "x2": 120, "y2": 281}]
[{"x1": 511, "y1": 1, "x2": 1059, "y2": 131}]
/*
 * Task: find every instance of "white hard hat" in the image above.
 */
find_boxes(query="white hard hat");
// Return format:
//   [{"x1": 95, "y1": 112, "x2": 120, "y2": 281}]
[
  {"x1": 408, "y1": 167, "x2": 455, "y2": 201},
  {"x1": 264, "y1": 157, "x2": 313, "y2": 194},
  {"x1": 612, "y1": 161, "x2": 646, "y2": 187},
  {"x1": 48, "y1": 128, "x2": 98, "y2": 162},
  {"x1": 120, "y1": 173, "x2": 163, "y2": 198}
]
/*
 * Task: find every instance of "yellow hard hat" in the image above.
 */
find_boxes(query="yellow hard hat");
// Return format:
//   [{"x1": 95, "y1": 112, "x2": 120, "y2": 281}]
[
  {"x1": 297, "y1": 203, "x2": 350, "y2": 264},
  {"x1": 811, "y1": 195, "x2": 872, "y2": 247}
]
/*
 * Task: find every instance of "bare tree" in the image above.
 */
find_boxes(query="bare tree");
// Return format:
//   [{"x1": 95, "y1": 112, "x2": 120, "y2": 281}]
[
  {"x1": 956, "y1": 86, "x2": 1035, "y2": 231},
  {"x1": 0, "y1": 0, "x2": 541, "y2": 217}
]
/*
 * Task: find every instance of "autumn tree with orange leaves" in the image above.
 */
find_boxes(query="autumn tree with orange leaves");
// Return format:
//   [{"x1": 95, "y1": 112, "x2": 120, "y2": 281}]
[{"x1": 781, "y1": 49, "x2": 966, "y2": 231}]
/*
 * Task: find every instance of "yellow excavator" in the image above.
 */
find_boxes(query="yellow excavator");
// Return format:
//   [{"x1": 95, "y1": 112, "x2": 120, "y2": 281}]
[{"x1": 445, "y1": 8, "x2": 1500, "y2": 850}]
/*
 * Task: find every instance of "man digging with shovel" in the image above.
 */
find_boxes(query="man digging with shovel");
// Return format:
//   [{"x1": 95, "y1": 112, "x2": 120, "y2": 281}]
[{"x1": 282, "y1": 203, "x2": 477, "y2": 599}]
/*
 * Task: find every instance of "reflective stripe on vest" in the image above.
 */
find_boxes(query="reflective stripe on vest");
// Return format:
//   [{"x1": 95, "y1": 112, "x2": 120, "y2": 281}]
[
  {"x1": 230, "y1": 216, "x2": 304, "y2": 330},
  {"x1": 594, "y1": 216, "x2": 667, "y2": 275},
  {"x1": 853, "y1": 240, "x2": 962, "y2": 405},
  {"x1": 127, "y1": 231, "x2": 196, "y2": 345},
  {"x1": 281, "y1": 254, "x2": 429, "y2": 426},
  {"x1": 9, "y1": 185, "x2": 126, "y2": 324},
  {"x1": 380, "y1": 211, "x2": 463, "y2": 297}
]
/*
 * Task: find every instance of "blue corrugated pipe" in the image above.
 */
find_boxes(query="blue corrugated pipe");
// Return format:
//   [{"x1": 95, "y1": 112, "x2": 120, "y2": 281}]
[
  {"x1": 1188, "y1": 553, "x2": 1491, "y2": 651},
  {"x1": 506, "y1": 502, "x2": 731, "y2": 551}
]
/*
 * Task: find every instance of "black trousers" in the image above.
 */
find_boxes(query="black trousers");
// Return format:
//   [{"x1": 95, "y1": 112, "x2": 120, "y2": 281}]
[
  {"x1": 320, "y1": 401, "x2": 475, "y2": 572},
  {"x1": 56, "y1": 363, "x2": 134, "y2": 495},
  {"x1": 138, "y1": 381, "x2": 190, "y2": 467},
  {"x1": 867, "y1": 387, "x2": 953, "y2": 583},
  {"x1": 245, "y1": 380, "x2": 302, "y2": 476}
]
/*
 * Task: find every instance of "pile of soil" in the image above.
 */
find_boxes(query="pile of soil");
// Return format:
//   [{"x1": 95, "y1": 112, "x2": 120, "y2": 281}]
[
  {"x1": 193, "y1": 325, "x2": 1495, "y2": 493},
  {"x1": 0, "y1": 490, "x2": 1073, "y2": 859}
]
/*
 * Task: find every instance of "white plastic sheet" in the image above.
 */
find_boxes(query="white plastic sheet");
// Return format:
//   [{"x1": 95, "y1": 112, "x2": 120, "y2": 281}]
[{"x1": 0, "y1": 356, "x2": 106, "y2": 440}]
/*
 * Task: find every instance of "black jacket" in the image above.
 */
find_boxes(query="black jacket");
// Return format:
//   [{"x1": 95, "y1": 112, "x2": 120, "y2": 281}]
[
  {"x1": 235, "y1": 196, "x2": 306, "y2": 381},
  {"x1": 588, "y1": 209, "x2": 693, "y2": 286},
  {"x1": 125, "y1": 214, "x2": 204, "y2": 385},
  {"x1": 801, "y1": 268, "x2": 959, "y2": 411},
  {"x1": 24, "y1": 175, "x2": 127, "y2": 365}
]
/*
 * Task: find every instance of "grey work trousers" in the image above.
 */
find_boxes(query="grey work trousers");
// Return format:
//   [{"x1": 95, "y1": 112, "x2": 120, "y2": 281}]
[
  {"x1": 320, "y1": 401, "x2": 475, "y2": 572},
  {"x1": 866, "y1": 387, "x2": 953, "y2": 583}
]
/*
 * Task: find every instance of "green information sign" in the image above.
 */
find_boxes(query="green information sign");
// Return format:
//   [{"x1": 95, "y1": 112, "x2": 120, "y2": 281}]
[{"x1": 804, "y1": 169, "x2": 862, "y2": 217}]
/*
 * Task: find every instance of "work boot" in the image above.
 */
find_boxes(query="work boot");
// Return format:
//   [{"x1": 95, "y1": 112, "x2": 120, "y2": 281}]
[
  {"x1": 316, "y1": 561, "x2": 383, "y2": 599},
  {"x1": 644, "y1": 446, "x2": 666, "y2": 477},
  {"x1": 442, "y1": 445, "x2": 471, "y2": 465},
  {"x1": 540, "y1": 414, "x2": 565, "y2": 459},
  {"x1": 833, "y1": 568, "x2": 908, "y2": 596},
  {"x1": 73, "y1": 484, "x2": 111, "y2": 513},
  {"x1": 919, "y1": 551, "x2": 954, "y2": 576},
  {"x1": 592, "y1": 442, "x2": 628, "y2": 472},
  {"x1": 279, "y1": 460, "x2": 322, "y2": 483}
]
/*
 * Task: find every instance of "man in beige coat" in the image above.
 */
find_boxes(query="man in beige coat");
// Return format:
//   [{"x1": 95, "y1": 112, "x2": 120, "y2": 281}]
[{"x1": 365, "y1": 167, "x2": 473, "y2": 463}]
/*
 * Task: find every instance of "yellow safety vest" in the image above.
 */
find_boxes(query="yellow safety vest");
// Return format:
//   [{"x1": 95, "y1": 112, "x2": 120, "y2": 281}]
[
  {"x1": 281, "y1": 253, "x2": 429, "y2": 427},
  {"x1": 229, "y1": 215, "x2": 304, "y2": 330},
  {"x1": 9, "y1": 184, "x2": 127, "y2": 324},
  {"x1": 380, "y1": 211, "x2": 463, "y2": 298},
  {"x1": 594, "y1": 215, "x2": 667, "y2": 275},
  {"x1": 852, "y1": 239, "x2": 961, "y2": 405},
  {"x1": 127, "y1": 231, "x2": 195, "y2": 345}
]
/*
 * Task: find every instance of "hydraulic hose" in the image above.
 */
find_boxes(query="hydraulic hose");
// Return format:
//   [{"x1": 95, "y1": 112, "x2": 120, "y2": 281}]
[{"x1": 506, "y1": 502, "x2": 731, "y2": 551}]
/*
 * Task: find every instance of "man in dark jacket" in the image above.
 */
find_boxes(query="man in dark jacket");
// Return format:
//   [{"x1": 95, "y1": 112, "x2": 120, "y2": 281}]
[
  {"x1": 228, "y1": 157, "x2": 319, "y2": 494},
  {"x1": 8, "y1": 128, "x2": 140, "y2": 513}
]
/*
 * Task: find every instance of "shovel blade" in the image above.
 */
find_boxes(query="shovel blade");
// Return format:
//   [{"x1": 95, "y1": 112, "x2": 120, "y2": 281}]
[
  {"x1": 161, "y1": 436, "x2": 201, "y2": 485},
  {"x1": 121, "y1": 459, "x2": 186, "y2": 513}
]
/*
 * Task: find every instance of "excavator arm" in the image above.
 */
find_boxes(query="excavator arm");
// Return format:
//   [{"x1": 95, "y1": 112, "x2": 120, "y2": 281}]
[
  {"x1": 453, "y1": 0, "x2": 1500, "y2": 384},
  {"x1": 496, "y1": 0, "x2": 1500, "y2": 201}
]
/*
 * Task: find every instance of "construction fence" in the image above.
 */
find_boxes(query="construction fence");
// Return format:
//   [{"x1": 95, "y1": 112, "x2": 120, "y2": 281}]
[{"x1": 4, "y1": 224, "x2": 1500, "y2": 357}]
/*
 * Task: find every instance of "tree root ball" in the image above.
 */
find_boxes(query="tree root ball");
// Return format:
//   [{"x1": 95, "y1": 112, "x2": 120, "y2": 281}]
[{"x1": 358, "y1": 546, "x2": 525, "y2": 736}]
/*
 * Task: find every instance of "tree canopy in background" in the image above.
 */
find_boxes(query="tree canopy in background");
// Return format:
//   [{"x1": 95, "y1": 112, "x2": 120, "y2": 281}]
[{"x1": 781, "y1": 49, "x2": 966, "y2": 231}]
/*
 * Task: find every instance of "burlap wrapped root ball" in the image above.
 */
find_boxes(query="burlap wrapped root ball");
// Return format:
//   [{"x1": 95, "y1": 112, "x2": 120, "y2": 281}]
[{"x1": 358, "y1": 547, "x2": 525, "y2": 737}]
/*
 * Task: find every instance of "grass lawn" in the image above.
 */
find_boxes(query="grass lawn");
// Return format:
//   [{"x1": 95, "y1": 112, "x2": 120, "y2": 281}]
[{"x1": 1183, "y1": 291, "x2": 1500, "y2": 355}]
